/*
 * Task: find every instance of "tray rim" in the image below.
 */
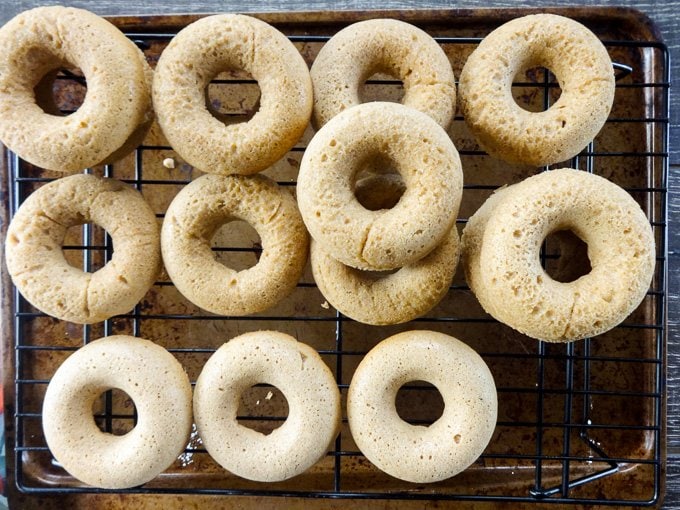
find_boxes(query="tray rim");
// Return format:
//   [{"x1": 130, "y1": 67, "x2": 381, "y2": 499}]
[{"x1": 101, "y1": 6, "x2": 664, "y2": 44}]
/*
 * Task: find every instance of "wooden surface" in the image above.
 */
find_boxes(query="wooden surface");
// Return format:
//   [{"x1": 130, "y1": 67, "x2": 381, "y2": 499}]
[{"x1": 0, "y1": 0, "x2": 677, "y2": 508}]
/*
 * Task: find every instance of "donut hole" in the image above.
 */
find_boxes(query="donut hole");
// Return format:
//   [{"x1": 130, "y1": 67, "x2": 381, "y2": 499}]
[
  {"x1": 92, "y1": 388, "x2": 136, "y2": 436},
  {"x1": 359, "y1": 71, "x2": 405, "y2": 104},
  {"x1": 513, "y1": 66, "x2": 562, "y2": 113},
  {"x1": 63, "y1": 223, "x2": 110, "y2": 273},
  {"x1": 205, "y1": 70, "x2": 260, "y2": 125},
  {"x1": 395, "y1": 380, "x2": 444, "y2": 426},
  {"x1": 543, "y1": 229, "x2": 591, "y2": 283},
  {"x1": 237, "y1": 384, "x2": 289, "y2": 435},
  {"x1": 210, "y1": 220, "x2": 262, "y2": 271},
  {"x1": 355, "y1": 267, "x2": 400, "y2": 280},
  {"x1": 35, "y1": 67, "x2": 87, "y2": 116},
  {"x1": 353, "y1": 157, "x2": 405, "y2": 211}
]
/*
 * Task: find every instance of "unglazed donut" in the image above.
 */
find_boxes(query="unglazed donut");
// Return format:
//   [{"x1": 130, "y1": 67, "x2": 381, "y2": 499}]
[
  {"x1": 462, "y1": 168, "x2": 655, "y2": 342},
  {"x1": 297, "y1": 102, "x2": 462, "y2": 271},
  {"x1": 310, "y1": 18, "x2": 456, "y2": 129},
  {"x1": 153, "y1": 14, "x2": 312, "y2": 175},
  {"x1": 5, "y1": 174, "x2": 161, "y2": 324},
  {"x1": 193, "y1": 331, "x2": 341, "y2": 481},
  {"x1": 458, "y1": 14, "x2": 614, "y2": 166},
  {"x1": 0, "y1": 6, "x2": 153, "y2": 172},
  {"x1": 161, "y1": 174, "x2": 309, "y2": 316},
  {"x1": 42, "y1": 335, "x2": 193, "y2": 488},
  {"x1": 348, "y1": 330, "x2": 497, "y2": 483},
  {"x1": 312, "y1": 175, "x2": 460, "y2": 325}
]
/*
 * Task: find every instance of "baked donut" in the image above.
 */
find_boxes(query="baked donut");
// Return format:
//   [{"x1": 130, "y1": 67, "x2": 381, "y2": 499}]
[
  {"x1": 462, "y1": 168, "x2": 655, "y2": 342},
  {"x1": 5, "y1": 174, "x2": 161, "y2": 324},
  {"x1": 297, "y1": 102, "x2": 462, "y2": 271},
  {"x1": 42, "y1": 335, "x2": 193, "y2": 489},
  {"x1": 0, "y1": 6, "x2": 153, "y2": 172},
  {"x1": 153, "y1": 14, "x2": 312, "y2": 176},
  {"x1": 194, "y1": 331, "x2": 341, "y2": 481},
  {"x1": 458, "y1": 14, "x2": 614, "y2": 166},
  {"x1": 310, "y1": 18, "x2": 456, "y2": 129},
  {"x1": 312, "y1": 175, "x2": 460, "y2": 325},
  {"x1": 161, "y1": 174, "x2": 308, "y2": 315},
  {"x1": 348, "y1": 330, "x2": 497, "y2": 483}
]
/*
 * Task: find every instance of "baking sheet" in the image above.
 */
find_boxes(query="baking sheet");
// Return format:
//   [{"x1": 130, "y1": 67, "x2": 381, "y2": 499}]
[{"x1": 0, "y1": 7, "x2": 668, "y2": 508}]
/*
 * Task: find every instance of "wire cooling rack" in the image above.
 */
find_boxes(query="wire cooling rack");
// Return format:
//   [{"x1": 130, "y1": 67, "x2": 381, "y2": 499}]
[{"x1": 5, "y1": 12, "x2": 669, "y2": 507}]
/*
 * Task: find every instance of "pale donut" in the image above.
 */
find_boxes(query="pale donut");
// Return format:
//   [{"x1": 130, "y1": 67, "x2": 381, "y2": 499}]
[
  {"x1": 348, "y1": 330, "x2": 497, "y2": 483},
  {"x1": 312, "y1": 175, "x2": 460, "y2": 325},
  {"x1": 42, "y1": 335, "x2": 193, "y2": 489},
  {"x1": 297, "y1": 102, "x2": 462, "y2": 271},
  {"x1": 161, "y1": 174, "x2": 309, "y2": 315},
  {"x1": 193, "y1": 331, "x2": 341, "y2": 481},
  {"x1": 5, "y1": 174, "x2": 161, "y2": 324},
  {"x1": 458, "y1": 14, "x2": 615, "y2": 166},
  {"x1": 462, "y1": 168, "x2": 655, "y2": 342},
  {"x1": 310, "y1": 18, "x2": 456, "y2": 129},
  {"x1": 153, "y1": 14, "x2": 312, "y2": 175},
  {"x1": 0, "y1": 6, "x2": 153, "y2": 172}
]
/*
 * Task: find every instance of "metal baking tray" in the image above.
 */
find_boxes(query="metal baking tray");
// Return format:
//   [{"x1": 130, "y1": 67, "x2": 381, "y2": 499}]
[{"x1": 0, "y1": 7, "x2": 669, "y2": 509}]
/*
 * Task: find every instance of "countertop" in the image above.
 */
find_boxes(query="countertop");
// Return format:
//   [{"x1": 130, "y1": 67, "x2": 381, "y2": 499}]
[{"x1": 0, "y1": 0, "x2": 677, "y2": 508}]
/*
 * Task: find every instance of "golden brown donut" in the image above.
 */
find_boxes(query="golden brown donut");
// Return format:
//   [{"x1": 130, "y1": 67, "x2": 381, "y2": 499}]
[
  {"x1": 0, "y1": 6, "x2": 153, "y2": 172},
  {"x1": 462, "y1": 169, "x2": 655, "y2": 342},
  {"x1": 161, "y1": 174, "x2": 309, "y2": 316},
  {"x1": 311, "y1": 174, "x2": 460, "y2": 325},
  {"x1": 194, "y1": 331, "x2": 341, "y2": 481},
  {"x1": 297, "y1": 102, "x2": 462, "y2": 271},
  {"x1": 348, "y1": 330, "x2": 497, "y2": 483},
  {"x1": 310, "y1": 18, "x2": 456, "y2": 129},
  {"x1": 153, "y1": 14, "x2": 312, "y2": 175},
  {"x1": 5, "y1": 174, "x2": 161, "y2": 324},
  {"x1": 42, "y1": 335, "x2": 193, "y2": 489},
  {"x1": 458, "y1": 14, "x2": 615, "y2": 166}
]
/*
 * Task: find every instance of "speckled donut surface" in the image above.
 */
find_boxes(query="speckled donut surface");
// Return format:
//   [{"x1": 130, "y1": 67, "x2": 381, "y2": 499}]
[
  {"x1": 161, "y1": 174, "x2": 309, "y2": 316},
  {"x1": 0, "y1": 6, "x2": 153, "y2": 172},
  {"x1": 297, "y1": 102, "x2": 462, "y2": 271},
  {"x1": 458, "y1": 14, "x2": 614, "y2": 166},
  {"x1": 311, "y1": 175, "x2": 460, "y2": 325},
  {"x1": 153, "y1": 14, "x2": 312, "y2": 175},
  {"x1": 5, "y1": 174, "x2": 161, "y2": 324},
  {"x1": 310, "y1": 18, "x2": 456, "y2": 129},
  {"x1": 193, "y1": 331, "x2": 341, "y2": 482},
  {"x1": 462, "y1": 168, "x2": 655, "y2": 342},
  {"x1": 42, "y1": 335, "x2": 193, "y2": 489},
  {"x1": 348, "y1": 330, "x2": 497, "y2": 483}
]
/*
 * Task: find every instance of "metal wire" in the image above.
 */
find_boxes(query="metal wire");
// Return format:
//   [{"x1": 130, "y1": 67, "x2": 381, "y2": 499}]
[{"x1": 9, "y1": 28, "x2": 669, "y2": 506}]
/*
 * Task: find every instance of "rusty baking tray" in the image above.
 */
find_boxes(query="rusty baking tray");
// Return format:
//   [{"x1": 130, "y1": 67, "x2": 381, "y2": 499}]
[{"x1": 0, "y1": 7, "x2": 669, "y2": 509}]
